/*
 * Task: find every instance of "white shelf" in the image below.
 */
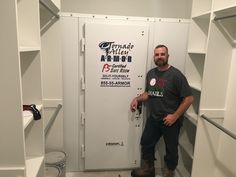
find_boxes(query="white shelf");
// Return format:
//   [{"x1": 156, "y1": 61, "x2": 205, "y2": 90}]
[
  {"x1": 23, "y1": 105, "x2": 43, "y2": 129},
  {"x1": 178, "y1": 114, "x2": 196, "y2": 177},
  {"x1": 23, "y1": 113, "x2": 34, "y2": 129},
  {"x1": 19, "y1": 46, "x2": 40, "y2": 52},
  {"x1": 213, "y1": 6, "x2": 236, "y2": 44},
  {"x1": 192, "y1": 11, "x2": 211, "y2": 19},
  {"x1": 185, "y1": 111, "x2": 198, "y2": 125},
  {"x1": 214, "y1": 5, "x2": 236, "y2": 14},
  {"x1": 176, "y1": 164, "x2": 191, "y2": 177},
  {"x1": 187, "y1": 49, "x2": 207, "y2": 55},
  {"x1": 213, "y1": 1, "x2": 236, "y2": 12},
  {"x1": 189, "y1": 83, "x2": 201, "y2": 92},
  {"x1": 179, "y1": 141, "x2": 194, "y2": 159},
  {"x1": 188, "y1": 50, "x2": 206, "y2": 55},
  {"x1": 0, "y1": 167, "x2": 24, "y2": 170},
  {"x1": 26, "y1": 156, "x2": 44, "y2": 177},
  {"x1": 0, "y1": 168, "x2": 25, "y2": 177},
  {"x1": 40, "y1": 0, "x2": 60, "y2": 13}
]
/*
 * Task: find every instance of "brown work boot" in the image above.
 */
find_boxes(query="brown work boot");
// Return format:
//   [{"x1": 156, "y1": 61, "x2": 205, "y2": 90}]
[
  {"x1": 131, "y1": 160, "x2": 155, "y2": 177},
  {"x1": 163, "y1": 168, "x2": 175, "y2": 177}
]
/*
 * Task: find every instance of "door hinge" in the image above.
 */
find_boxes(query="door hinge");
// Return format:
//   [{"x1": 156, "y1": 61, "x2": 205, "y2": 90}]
[
  {"x1": 81, "y1": 144, "x2": 85, "y2": 158},
  {"x1": 81, "y1": 38, "x2": 85, "y2": 52},
  {"x1": 81, "y1": 75, "x2": 85, "y2": 90},
  {"x1": 81, "y1": 112, "x2": 85, "y2": 125}
]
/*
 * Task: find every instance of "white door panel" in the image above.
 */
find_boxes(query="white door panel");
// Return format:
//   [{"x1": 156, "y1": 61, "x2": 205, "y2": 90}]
[{"x1": 84, "y1": 23, "x2": 149, "y2": 170}]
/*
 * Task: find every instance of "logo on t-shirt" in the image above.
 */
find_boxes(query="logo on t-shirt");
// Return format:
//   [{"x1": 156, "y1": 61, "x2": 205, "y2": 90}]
[
  {"x1": 150, "y1": 78, "x2": 156, "y2": 86},
  {"x1": 148, "y1": 77, "x2": 166, "y2": 97}
]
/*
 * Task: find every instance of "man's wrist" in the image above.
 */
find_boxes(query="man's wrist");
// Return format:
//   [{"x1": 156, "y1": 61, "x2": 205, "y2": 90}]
[
  {"x1": 173, "y1": 113, "x2": 179, "y2": 120},
  {"x1": 134, "y1": 97, "x2": 139, "y2": 103}
]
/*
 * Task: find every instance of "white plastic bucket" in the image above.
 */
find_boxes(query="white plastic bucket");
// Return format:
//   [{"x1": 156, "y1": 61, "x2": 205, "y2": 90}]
[
  {"x1": 45, "y1": 151, "x2": 67, "y2": 177},
  {"x1": 45, "y1": 166, "x2": 61, "y2": 177}
]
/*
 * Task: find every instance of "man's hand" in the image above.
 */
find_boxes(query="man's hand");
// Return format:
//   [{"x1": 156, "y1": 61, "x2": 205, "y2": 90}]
[
  {"x1": 130, "y1": 92, "x2": 149, "y2": 112},
  {"x1": 163, "y1": 114, "x2": 178, "y2": 126},
  {"x1": 163, "y1": 95, "x2": 193, "y2": 126},
  {"x1": 130, "y1": 98, "x2": 138, "y2": 112}
]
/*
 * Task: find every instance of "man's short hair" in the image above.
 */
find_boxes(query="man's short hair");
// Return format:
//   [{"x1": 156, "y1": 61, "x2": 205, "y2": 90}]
[{"x1": 155, "y1": 44, "x2": 168, "y2": 53}]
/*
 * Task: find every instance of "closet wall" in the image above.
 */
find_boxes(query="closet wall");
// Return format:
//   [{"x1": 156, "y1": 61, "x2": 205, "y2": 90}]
[
  {"x1": 40, "y1": 0, "x2": 64, "y2": 151},
  {"x1": 186, "y1": 0, "x2": 236, "y2": 177},
  {"x1": 41, "y1": 21, "x2": 63, "y2": 151},
  {"x1": 61, "y1": 0, "x2": 192, "y2": 19}
]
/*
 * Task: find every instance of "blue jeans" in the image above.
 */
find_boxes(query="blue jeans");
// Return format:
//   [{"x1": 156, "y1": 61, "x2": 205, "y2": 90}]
[{"x1": 140, "y1": 116, "x2": 182, "y2": 170}]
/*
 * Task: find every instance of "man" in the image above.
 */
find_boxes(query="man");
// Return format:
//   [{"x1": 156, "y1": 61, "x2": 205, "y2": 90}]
[{"x1": 130, "y1": 45, "x2": 193, "y2": 177}]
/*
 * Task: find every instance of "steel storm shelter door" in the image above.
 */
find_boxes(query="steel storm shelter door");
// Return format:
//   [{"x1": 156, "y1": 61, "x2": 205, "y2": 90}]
[{"x1": 84, "y1": 23, "x2": 149, "y2": 170}]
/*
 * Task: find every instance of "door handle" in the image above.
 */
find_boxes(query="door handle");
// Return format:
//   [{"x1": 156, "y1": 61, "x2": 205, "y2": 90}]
[
  {"x1": 137, "y1": 103, "x2": 142, "y2": 115},
  {"x1": 135, "y1": 103, "x2": 142, "y2": 120}
]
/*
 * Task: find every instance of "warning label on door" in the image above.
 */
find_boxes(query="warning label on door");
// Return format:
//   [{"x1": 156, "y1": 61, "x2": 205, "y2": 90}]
[{"x1": 99, "y1": 41, "x2": 134, "y2": 87}]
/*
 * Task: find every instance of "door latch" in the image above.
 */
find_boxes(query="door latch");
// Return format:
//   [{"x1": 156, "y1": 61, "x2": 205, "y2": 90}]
[{"x1": 135, "y1": 103, "x2": 142, "y2": 120}]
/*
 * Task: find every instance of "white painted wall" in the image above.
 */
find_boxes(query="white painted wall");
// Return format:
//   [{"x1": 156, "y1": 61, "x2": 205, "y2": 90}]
[
  {"x1": 41, "y1": 19, "x2": 64, "y2": 151},
  {"x1": 61, "y1": 16, "x2": 81, "y2": 171},
  {"x1": 61, "y1": 0, "x2": 192, "y2": 19}
]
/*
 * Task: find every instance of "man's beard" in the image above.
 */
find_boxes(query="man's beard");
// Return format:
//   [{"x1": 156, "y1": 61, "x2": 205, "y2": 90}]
[{"x1": 155, "y1": 60, "x2": 168, "y2": 67}]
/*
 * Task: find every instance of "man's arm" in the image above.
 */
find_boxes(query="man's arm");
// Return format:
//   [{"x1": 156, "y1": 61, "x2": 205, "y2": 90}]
[
  {"x1": 130, "y1": 92, "x2": 149, "y2": 112},
  {"x1": 163, "y1": 95, "x2": 194, "y2": 126}
]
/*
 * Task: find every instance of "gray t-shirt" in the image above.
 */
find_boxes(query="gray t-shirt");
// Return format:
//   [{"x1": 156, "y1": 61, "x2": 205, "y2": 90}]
[{"x1": 145, "y1": 66, "x2": 192, "y2": 120}]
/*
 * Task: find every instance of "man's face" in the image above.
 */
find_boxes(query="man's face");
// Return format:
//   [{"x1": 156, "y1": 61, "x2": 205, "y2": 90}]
[{"x1": 153, "y1": 47, "x2": 169, "y2": 67}]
